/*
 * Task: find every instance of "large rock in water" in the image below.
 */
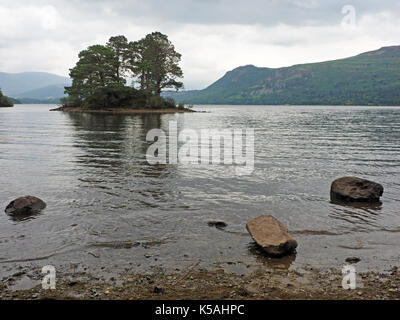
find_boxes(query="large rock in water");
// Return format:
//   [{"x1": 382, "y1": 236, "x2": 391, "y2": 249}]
[
  {"x1": 5, "y1": 196, "x2": 46, "y2": 216},
  {"x1": 330, "y1": 177, "x2": 383, "y2": 203},
  {"x1": 246, "y1": 216, "x2": 298, "y2": 256}
]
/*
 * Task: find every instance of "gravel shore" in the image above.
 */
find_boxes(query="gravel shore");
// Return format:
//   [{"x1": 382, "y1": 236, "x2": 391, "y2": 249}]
[{"x1": 1, "y1": 264, "x2": 399, "y2": 300}]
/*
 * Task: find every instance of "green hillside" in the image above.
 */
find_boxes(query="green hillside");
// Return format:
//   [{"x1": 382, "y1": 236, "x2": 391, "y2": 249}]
[{"x1": 164, "y1": 46, "x2": 400, "y2": 106}]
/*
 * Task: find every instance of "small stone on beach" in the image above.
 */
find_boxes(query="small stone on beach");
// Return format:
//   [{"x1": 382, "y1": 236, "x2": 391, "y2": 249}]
[{"x1": 153, "y1": 286, "x2": 164, "y2": 294}]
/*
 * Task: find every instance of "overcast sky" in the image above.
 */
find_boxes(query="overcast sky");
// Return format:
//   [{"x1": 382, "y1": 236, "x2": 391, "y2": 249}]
[{"x1": 0, "y1": 0, "x2": 399, "y2": 89}]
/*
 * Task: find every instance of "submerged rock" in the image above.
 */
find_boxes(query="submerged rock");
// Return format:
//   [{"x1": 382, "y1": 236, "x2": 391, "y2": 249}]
[
  {"x1": 89, "y1": 241, "x2": 140, "y2": 249},
  {"x1": 246, "y1": 216, "x2": 297, "y2": 256},
  {"x1": 5, "y1": 196, "x2": 46, "y2": 216},
  {"x1": 330, "y1": 177, "x2": 383, "y2": 203}
]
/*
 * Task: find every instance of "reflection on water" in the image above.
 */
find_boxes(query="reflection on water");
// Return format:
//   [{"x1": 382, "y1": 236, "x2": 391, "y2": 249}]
[
  {"x1": 330, "y1": 198, "x2": 383, "y2": 210},
  {"x1": 66, "y1": 112, "x2": 182, "y2": 210},
  {"x1": 0, "y1": 104, "x2": 400, "y2": 277},
  {"x1": 8, "y1": 212, "x2": 42, "y2": 223},
  {"x1": 248, "y1": 243, "x2": 296, "y2": 270}
]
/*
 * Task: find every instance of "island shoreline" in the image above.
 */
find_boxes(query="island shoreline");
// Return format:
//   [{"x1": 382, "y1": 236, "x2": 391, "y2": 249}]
[{"x1": 50, "y1": 106, "x2": 196, "y2": 114}]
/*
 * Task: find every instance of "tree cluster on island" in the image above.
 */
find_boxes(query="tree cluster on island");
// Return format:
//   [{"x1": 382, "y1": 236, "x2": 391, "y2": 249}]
[
  {"x1": 62, "y1": 32, "x2": 187, "y2": 110},
  {"x1": 0, "y1": 89, "x2": 14, "y2": 108}
]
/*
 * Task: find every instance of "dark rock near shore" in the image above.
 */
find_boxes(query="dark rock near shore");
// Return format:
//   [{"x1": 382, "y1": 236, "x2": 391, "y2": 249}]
[
  {"x1": 246, "y1": 216, "x2": 297, "y2": 256},
  {"x1": 207, "y1": 221, "x2": 227, "y2": 229},
  {"x1": 330, "y1": 177, "x2": 383, "y2": 203},
  {"x1": 346, "y1": 257, "x2": 361, "y2": 264},
  {"x1": 5, "y1": 196, "x2": 46, "y2": 216}
]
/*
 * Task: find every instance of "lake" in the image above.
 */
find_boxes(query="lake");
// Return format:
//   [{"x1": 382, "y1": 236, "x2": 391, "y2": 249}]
[{"x1": 0, "y1": 104, "x2": 399, "y2": 278}]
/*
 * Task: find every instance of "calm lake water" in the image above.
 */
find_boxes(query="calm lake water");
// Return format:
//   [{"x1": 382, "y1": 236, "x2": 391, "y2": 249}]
[{"x1": 0, "y1": 104, "x2": 399, "y2": 277}]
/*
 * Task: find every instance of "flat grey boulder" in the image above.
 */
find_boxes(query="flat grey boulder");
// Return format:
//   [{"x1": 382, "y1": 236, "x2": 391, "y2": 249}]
[
  {"x1": 5, "y1": 196, "x2": 46, "y2": 216},
  {"x1": 330, "y1": 177, "x2": 383, "y2": 203},
  {"x1": 246, "y1": 216, "x2": 297, "y2": 256}
]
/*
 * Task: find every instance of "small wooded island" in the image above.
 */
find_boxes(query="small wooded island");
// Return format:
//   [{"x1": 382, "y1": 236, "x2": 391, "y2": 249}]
[
  {"x1": 52, "y1": 32, "x2": 194, "y2": 114},
  {"x1": 0, "y1": 89, "x2": 14, "y2": 108}
]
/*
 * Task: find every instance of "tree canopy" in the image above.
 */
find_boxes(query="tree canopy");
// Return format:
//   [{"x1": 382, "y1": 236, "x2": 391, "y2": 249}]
[
  {"x1": 129, "y1": 32, "x2": 183, "y2": 95},
  {"x1": 63, "y1": 32, "x2": 183, "y2": 109}
]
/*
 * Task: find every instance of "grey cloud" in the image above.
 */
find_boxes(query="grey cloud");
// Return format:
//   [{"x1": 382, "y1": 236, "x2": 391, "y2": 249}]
[
  {"x1": 0, "y1": 0, "x2": 399, "y2": 89},
  {"x1": 78, "y1": 0, "x2": 400, "y2": 26}
]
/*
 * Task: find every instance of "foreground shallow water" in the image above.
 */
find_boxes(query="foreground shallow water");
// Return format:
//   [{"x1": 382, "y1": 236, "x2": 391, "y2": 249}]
[{"x1": 0, "y1": 104, "x2": 399, "y2": 278}]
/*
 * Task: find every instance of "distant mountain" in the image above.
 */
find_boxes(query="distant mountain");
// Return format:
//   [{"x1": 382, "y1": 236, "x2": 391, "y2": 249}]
[
  {"x1": 9, "y1": 97, "x2": 21, "y2": 104},
  {"x1": 164, "y1": 46, "x2": 400, "y2": 106},
  {"x1": 0, "y1": 72, "x2": 70, "y2": 102},
  {"x1": 13, "y1": 84, "x2": 66, "y2": 100},
  {"x1": 16, "y1": 97, "x2": 62, "y2": 104}
]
